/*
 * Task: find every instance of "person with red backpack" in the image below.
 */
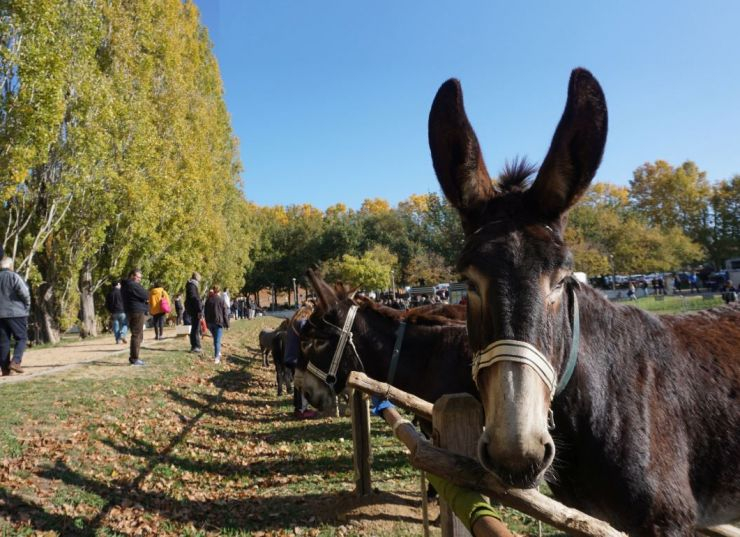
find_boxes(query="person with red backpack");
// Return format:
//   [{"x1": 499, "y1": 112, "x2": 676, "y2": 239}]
[{"x1": 148, "y1": 281, "x2": 171, "y2": 340}]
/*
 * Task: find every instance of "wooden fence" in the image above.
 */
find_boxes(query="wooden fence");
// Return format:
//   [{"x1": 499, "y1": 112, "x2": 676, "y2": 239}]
[{"x1": 346, "y1": 371, "x2": 740, "y2": 537}]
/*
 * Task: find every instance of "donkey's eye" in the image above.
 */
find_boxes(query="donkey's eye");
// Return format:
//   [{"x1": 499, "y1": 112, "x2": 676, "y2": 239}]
[{"x1": 465, "y1": 279, "x2": 480, "y2": 295}]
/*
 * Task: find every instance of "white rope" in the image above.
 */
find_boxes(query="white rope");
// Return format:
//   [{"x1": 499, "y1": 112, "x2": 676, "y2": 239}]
[{"x1": 473, "y1": 339, "x2": 556, "y2": 399}]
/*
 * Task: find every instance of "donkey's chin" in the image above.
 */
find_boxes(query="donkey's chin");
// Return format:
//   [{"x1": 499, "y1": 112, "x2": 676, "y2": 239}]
[
  {"x1": 298, "y1": 372, "x2": 334, "y2": 411},
  {"x1": 477, "y1": 434, "x2": 553, "y2": 489},
  {"x1": 302, "y1": 388, "x2": 333, "y2": 412}
]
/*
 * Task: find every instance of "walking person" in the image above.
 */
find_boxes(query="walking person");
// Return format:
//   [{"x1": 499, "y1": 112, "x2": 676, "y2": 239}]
[
  {"x1": 105, "y1": 282, "x2": 128, "y2": 344},
  {"x1": 722, "y1": 281, "x2": 737, "y2": 305},
  {"x1": 148, "y1": 281, "x2": 171, "y2": 340},
  {"x1": 627, "y1": 281, "x2": 637, "y2": 301},
  {"x1": 673, "y1": 275, "x2": 681, "y2": 294},
  {"x1": 185, "y1": 272, "x2": 203, "y2": 353},
  {"x1": 120, "y1": 268, "x2": 148, "y2": 366},
  {"x1": 204, "y1": 285, "x2": 229, "y2": 364},
  {"x1": 690, "y1": 273, "x2": 700, "y2": 293},
  {"x1": 0, "y1": 257, "x2": 31, "y2": 376},
  {"x1": 222, "y1": 287, "x2": 231, "y2": 320},
  {"x1": 174, "y1": 293, "x2": 184, "y2": 325}
]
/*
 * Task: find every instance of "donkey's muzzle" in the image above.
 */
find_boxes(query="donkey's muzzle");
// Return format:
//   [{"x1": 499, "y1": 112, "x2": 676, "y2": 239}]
[{"x1": 477, "y1": 429, "x2": 554, "y2": 489}]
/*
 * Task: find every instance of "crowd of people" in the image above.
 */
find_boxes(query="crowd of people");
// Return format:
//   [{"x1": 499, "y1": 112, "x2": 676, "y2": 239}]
[
  {"x1": 102, "y1": 270, "x2": 235, "y2": 366},
  {"x1": 1, "y1": 250, "x2": 736, "y2": 382},
  {"x1": 368, "y1": 290, "x2": 454, "y2": 310}
]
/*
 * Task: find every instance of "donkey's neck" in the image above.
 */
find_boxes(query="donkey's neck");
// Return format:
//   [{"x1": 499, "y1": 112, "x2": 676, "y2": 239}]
[
  {"x1": 357, "y1": 310, "x2": 472, "y2": 403},
  {"x1": 555, "y1": 284, "x2": 670, "y2": 419}
]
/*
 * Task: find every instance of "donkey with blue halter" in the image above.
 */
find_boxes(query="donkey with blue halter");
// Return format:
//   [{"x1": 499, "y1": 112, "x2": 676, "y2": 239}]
[{"x1": 429, "y1": 68, "x2": 740, "y2": 535}]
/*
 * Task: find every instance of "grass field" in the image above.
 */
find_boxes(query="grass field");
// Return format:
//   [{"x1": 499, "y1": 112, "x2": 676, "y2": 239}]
[
  {"x1": 3, "y1": 297, "x2": 729, "y2": 536},
  {"x1": 2, "y1": 318, "x2": 564, "y2": 536},
  {"x1": 618, "y1": 293, "x2": 725, "y2": 314}
]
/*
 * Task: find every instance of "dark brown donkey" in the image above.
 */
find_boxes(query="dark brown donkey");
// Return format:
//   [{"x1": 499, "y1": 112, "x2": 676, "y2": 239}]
[
  {"x1": 428, "y1": 68, "x2": 740, "y2": 535},
  {"x1": 295, "y1": 270, "x2": 474, "y2": 429}
]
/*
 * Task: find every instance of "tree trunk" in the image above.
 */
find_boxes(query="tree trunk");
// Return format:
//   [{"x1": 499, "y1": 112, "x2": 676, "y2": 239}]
[
  {"x1": 79, "y1": 261, "x2": 97, "y2": 338},
  {"x1": 34, "y1": 282, "x2": 60, "y2": 344}
]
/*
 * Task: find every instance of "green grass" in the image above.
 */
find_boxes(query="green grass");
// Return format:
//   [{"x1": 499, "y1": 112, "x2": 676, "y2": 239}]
[
  {"x1": 623, "y1": 293, "x2": 725, "y2": 314},
  {"x1": 0, "y1": 431, "x2": 24, "y2": 458},
  {"x1": 1, "y1": 318, "x2": 446, "y2": 536},
  {"x1": 15, "y1": 311, "x2": 718, "y2": 535},
  {"x1": 51, "y1": 485, "x2": 107, "y2": 509}
]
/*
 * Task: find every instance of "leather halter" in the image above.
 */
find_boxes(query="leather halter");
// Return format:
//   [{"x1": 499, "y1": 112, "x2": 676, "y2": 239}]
[
  {"x1": 387, "y1": 321, "x2": 407, "y2": 385},
  {"x1": 306, "y1": 304, "x2": 359, "y2": 390},
  {"x1": 305, "y1": 306, "x2": 409, "y2": 392},
  {"x1": 472, "y1": 283, "x2": 580, "y2": 401}
]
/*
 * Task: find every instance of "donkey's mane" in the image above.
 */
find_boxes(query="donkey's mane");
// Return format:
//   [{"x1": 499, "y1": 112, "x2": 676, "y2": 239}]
[
  {"x1": 356, "y1": 296, "x2": 466, "y2": 327},
  {"x1": 498, "y1": 157, "x2": 537, "y2": 192},
  {"x1": 327, "y1": 281, "x2": 465, "y2": 326}
]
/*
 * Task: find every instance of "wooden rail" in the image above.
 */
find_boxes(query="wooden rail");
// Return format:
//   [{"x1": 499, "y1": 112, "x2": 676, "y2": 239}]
[
  {"x1": 348, "y1": 371, "x2": 625, "y2": 537},
  {"x1": 346, "y1": 372, "x2": 739, "y2": 537}
]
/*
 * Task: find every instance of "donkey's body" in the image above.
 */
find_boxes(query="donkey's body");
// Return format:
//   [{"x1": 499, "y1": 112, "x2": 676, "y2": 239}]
[
  {"x1": 297, "y1": 272, "x2": 476, "y2": 426},
  {"x1": 259, "y1": 320, "x2": 288, "y2": 367},
  {"x1": 548, "y1": 286, "x2": 740, "y2": 529},
  {"x1": 270, "y1": 330, "x2": 293, "y2": 397},
  {"x1": 428, "y1": 68, "x2": 740, "y2": 535}
]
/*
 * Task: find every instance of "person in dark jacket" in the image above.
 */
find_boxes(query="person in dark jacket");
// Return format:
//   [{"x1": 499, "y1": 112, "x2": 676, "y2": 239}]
[
  {"x1": 105, "y1": 282, "x2": 128, "y2": 344},
  {"x1": 0, "y1": 256, "x2": 31, "y2": 375},
  {"x1": 204, "y1": 285, "x2": 229, "y2": 364},
  {"x1": 174, "y1": 293, "x2": 184, "y2": 325},
  {"x1": 185, "y1": 272, "x2": 203, "y2": 353},
  {"x1": 120, "y1": 268, "x2": 148, "y2": 366}
]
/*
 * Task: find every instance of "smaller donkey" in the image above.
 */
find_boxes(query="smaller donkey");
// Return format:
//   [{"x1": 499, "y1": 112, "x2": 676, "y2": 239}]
[
  {"x1": 257, "y1": 320, "x2": 288, "y2": 367},
  {"x1": 270, "y1": 330, "x2": 293, "y2": 396}
]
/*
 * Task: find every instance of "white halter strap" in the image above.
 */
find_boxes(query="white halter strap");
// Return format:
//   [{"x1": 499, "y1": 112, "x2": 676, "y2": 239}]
[
  {"x1": 306, "y1": 304, "x2": 359, "y2": 387},
  {"x1": 472, "y1": 339, "x2": 557, "y2": 400}
]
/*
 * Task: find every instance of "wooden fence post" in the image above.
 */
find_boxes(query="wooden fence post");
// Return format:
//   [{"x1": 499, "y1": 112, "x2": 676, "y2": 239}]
[
  {"x1": 351, "y1": 389, "x2": 372, "y2": 495},
  {"x1": 433, "y1": 393, "x2": 484, "y2": 537},
  {"x1": 347, "y1": 372, "x2": 630, "y2": 537}
]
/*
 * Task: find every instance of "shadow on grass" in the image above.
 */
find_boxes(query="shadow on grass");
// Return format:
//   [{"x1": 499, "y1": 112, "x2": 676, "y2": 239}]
[
  {"x1": 32, "y1": 457, "x2": 420, "y2": 534},
  {"x1": 224, "y1": 354, "x2": 257, "y2": 368},
  {"x1": 2, "y1": 347, "x2": 417, "y2": 536},
  {"x1": 252, "y1": 420, "x2": 351, "y2": 443},
  {"x1": 208, "y1": 368, "x2": 253, "y2": 392},
  {"x1": 0, "y1": 487, "x2": 88, "y2": 537},
  {"x1": 166, "y1": 389, "x2": 250, "y2": 421},
  {"x1": 16, "y1": 456, "x2": 421, "y2": 534},
  {"x1": 139, "y1": 346, "x2": 187, "y2": 353}
]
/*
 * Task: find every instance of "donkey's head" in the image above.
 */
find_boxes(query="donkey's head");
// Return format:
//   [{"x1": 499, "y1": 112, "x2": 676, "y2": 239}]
[
  {"x1": 429, "y1": 69, "x2": 607, "y2": 488},
  {"x1": 297, "y1": 269, "x2": 361, "y2": 411}
]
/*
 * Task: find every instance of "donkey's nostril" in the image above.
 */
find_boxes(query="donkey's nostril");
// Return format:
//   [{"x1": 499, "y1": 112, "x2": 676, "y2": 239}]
[
  {"x1": 543, "y1": 440, "x2": 555, "y2": 466},
  {"x1": 477, "y1": 433, "x2": 496, "y2": 473}
]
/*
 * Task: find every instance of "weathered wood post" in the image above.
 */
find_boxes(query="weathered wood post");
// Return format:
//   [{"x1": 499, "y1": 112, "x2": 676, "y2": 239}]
[
  {"x1": 351, "y1": 389, "x2": 372, "y2": 495},
  {"x1": 347, "y1": 372, "x2": 631, "y2": 537},
  {"x1": 433, "y1": 393, "x2": 484, "y2": 537}
]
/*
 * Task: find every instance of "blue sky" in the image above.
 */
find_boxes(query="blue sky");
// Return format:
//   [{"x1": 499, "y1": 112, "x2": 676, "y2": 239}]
[{"x1": 193, "y1": 1, "x2": 740, "y2": 211}]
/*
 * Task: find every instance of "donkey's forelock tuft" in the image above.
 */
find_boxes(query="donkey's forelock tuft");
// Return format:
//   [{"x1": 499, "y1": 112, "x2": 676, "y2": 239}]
[{"x1": 498, "y1": 157, "x2": 538, "y2": 192}]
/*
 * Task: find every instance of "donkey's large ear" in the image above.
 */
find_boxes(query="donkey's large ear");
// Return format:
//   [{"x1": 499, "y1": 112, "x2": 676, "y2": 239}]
[
  {"x1": 429, "y1": 79, "x2": 495, "y2": 226},
  {"x1": 527, "y1": 69, "x2": 607, "y2": 220},
  {"x1": 305, "y1": 269, "x2": 338, "y2": 312}
]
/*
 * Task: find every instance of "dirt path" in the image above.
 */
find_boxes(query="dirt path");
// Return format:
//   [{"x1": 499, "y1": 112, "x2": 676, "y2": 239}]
[{"x1": 1, "y1": 325, "x2": 185, "y2": 384}]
